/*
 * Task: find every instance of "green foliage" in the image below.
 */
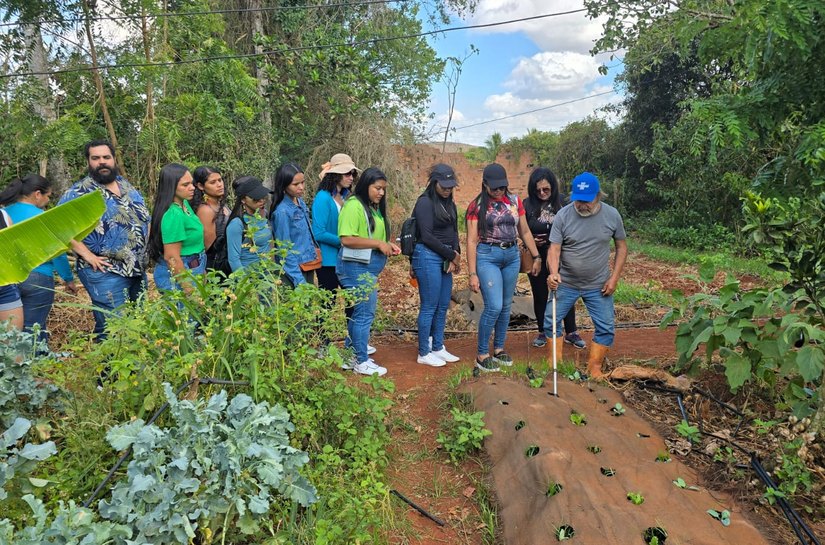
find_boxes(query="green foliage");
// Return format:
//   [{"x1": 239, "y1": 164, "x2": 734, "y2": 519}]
[
  {"x1": 707, "y1": 509, "x2": 731, "y2": 527},
  {"x1": 436, "y1": 408, "x2": 492, "y2": 463},
  {"x1": 0, "y1": 418, "x2": 56, "y2": 502},
  {"x1": 655, "y1": 451, "x2": 671, "y2": 463},
  {"x1": 676, "y1": 419, "x2": 700, "y2": 443},
  {"x1": 0, "y1": 328, "x2": 61, "y2": 428},
  {"x1": 569, "y1": 411, "x2": 587, "y2": 426},
  {"x1": 626, "y1": 491, "x2": 644, "y2": 505},
  {"x1": 98, "y1": 385, "x2": 316, "y2": 544},
  {"x1": 611, "y1": 403, "x2": 625, "y2": 416},
  {"x1": 772, "y1": 438, "x2": 814, "y2": 500}
]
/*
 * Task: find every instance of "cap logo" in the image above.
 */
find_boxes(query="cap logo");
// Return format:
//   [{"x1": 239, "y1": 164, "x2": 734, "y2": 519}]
[{"x1": 577, "y1": 181, "x2": 590, "y2": 191}]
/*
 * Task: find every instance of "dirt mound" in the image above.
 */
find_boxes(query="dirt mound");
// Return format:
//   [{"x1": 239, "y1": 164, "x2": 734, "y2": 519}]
[{"x1": 461, "y1": 377, "x2": 771, "y2": 545}]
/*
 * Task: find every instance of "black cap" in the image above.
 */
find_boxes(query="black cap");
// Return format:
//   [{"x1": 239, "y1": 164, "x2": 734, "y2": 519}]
[
  {"x1": 483, "y1": 163, "x2": 508, "y2": 189},
  {"x1": 234, "y1": 176, "x2": 271, "y2": 200},
  {"x1": 429, "y1": 163, "x2": 457, "y2": 188}
]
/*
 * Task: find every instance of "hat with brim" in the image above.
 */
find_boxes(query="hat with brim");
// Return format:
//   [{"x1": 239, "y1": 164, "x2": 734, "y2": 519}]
[
  {"x1": 483, "y1": 163, "x2": 508, "y2": 190},
  {"x1": 430, "y1": 163, "x2": 457, "y2": 188},
  {"x1": 570, "y1": 172, "x2": 600, "y2": 202},
  {"x1": 319, "y1": 153, "x2": 360, "y2": 179},
  {"x1": 235, "y1": 176, "x2": 272, "y2": 200}
]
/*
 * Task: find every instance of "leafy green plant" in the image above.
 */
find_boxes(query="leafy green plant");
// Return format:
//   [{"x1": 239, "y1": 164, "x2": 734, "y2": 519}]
[
  {"x1": 0, "y1": 329, "x2": 62, "y2": 428},
  {"x1": 656, "y1": 451, "x2": 671, "y2": 463},
  {"x1": 763, "y1": 487, "x2": 787, "y2": 505},
  {"x1": 707, "y1": 509, "x2": 731, "y2": 526},
  {"x1": 436, "y1": 408, "x2": 492, "y2": 463},
  {"x1": 98, "y1": 384, "x2": 316, "y2": 544},
  {"x1": 546, "y1": 480, "x2": 563, "y2": 497},
  {"x1": 528, "y1": 377, "x2": 544, "y2": 388},
  {"x1": 626, "y1": 491, "x2": 645, "y2": 505},
  {"x1": 555, "y1": 524, "x2": 575, "y2": 541},
  {"x1": 586, "y1": 445, "x2": 601, "y2": 454},
  {"x1": 676, "y1": 419, "x2": 700, "y2": 443},
  {"x1": 672, "y1": 477, "x2": 699, "y2": 491},
  {"x1": 0, "y1": 418, "x2": 56, "y2": 502},
  {"x1": 569, "y1": 411, "x2": 587, "y2": 426},
  {"x1": 611, "y1": 403, "x2": 626, "y2": 416},
  {"x1": 525, "y1": 445, "x2": 540, "y2": 457}
]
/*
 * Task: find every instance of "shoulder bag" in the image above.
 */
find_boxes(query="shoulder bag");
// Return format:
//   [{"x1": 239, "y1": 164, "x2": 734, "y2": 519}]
[
  {"x1": 299, "y1": 203, "x2": 323, "y2": 271},
  {"x1": 341, "y1": 205, "x2": 373, "y2": 264}
]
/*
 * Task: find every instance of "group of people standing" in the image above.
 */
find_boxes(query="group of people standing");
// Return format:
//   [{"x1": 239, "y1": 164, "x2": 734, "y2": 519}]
[{"x1": 2, "y1": 137, "x2": 627, "y2": 380}]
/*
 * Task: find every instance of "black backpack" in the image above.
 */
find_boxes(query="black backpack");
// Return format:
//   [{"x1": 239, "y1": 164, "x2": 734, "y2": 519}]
[
  {"x1": 400, "y1": 216, "x2": 417, "y2": 256},
  {"x1": 208, "y1": 214, "x2": 246, "y2": 276}
]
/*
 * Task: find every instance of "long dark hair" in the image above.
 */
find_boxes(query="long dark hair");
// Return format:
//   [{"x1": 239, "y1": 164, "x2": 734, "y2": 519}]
[
  {"x1": 270, "y1": 162, "x2": 304, "y2": 216},
  {"x1": 526, "y1": 167, "x2": 562, "y2": 216},
  {"x1": 350, "y1": 167, "x2": 389, "y2": 241},
  {"x1": 317, "y1": 170, "x2": 356, "y2": 196},
  {"x1": 0, "y1": 173, "x2": 51, "y2": 206},
  {"x1": 148, "y1": 163, "x2": 190, "y2": 262},
  {"x1": 423, "y1": 164, "x2": 457, "y2": 227},
  {"x1": 229, "y1": 175, "x2": 261, "y2": 226},
  {"x1": 190, "y1": 166, "x2": 226, "y2": 222}
]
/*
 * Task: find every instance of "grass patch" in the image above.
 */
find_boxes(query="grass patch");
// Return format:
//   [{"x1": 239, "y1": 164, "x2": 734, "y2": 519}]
[
  {"x1": 614, "y1": 281, "x2": 674, "y2": 307},
  {"x1": 628, "y1": 239, "x2": 786, "y2": 284}
]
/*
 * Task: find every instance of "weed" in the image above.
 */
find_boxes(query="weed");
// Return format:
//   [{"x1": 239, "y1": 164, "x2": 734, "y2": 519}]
[
  {"x1": 586, "y1": 445, "x2": 601, "y2": 454},
  {"x1": 656, "y1": 452, "x2": 671, "y2": 463},
  {"x1": 436, "y1": 408, "x2": 492, "y2": 463},
  {"x1": 707, "y1": 509, "x2": 731, "y2": 526},
  {"x1": 546, "y1": 480, "x2": 563, "y2": 497},
  {"x1": 611, "y1": 403, "x2": 626, "y2": 416},
  {"x1": 525, "y1": 445, "x2": 540, "y2": 457},
  {"x1": 675, "y1": 419, "x2": 700, "y2": 443},
  {"x1": 555, "y1": 524, "x2": 575, "y2": 541}
]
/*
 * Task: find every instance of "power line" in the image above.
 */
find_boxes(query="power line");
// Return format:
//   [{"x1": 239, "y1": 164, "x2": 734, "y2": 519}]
[
  {"x1": 0, "y1": 0, "x2": 405, "y2": 28},
  {"x1": 0, "y1": 9, "x2": 588, "y2": 79},
  {"x1": 452, "y1": 90, "x2": 618, "y2": 131}
]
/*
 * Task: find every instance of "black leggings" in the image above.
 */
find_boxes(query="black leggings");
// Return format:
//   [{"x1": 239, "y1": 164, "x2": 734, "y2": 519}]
[
  {"x1": 528, "y1": 246, "x2": 577, "y2": 336},
  {"x1": 317, "y1": 266, "x2": 354, "y2": 321}
]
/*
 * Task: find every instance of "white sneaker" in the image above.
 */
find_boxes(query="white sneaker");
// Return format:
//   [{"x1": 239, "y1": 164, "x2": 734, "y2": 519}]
[
  {"x1": 343, "y1": 356, "x2": 373, "y2": 371},
  {"x1": 431, "y1": 348, "x2": 459, "y2": 363},
  {"x1": 353, "y1": 360, "x2": 387, "y2": 376},
  {"x1": 417, "y1": 352, "x2": 447, "y2": 367},
  {"x1": 367, "y1": 344, "x2": 377, "y2": 355}
]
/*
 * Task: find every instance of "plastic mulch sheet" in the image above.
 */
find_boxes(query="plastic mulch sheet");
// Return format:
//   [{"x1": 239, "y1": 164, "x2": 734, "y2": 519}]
[{"x1": 462, "y1": 377, "x2": 772, "y2": 545}]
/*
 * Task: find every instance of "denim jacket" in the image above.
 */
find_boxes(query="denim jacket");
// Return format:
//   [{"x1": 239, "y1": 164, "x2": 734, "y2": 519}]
[{"x1": 272, "y1": 197, "x2": 317, "y2": 286}]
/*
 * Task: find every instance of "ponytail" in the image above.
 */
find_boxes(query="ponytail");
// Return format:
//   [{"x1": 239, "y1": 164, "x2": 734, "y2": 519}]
[{"x1": 0, "y1": 174, "x2": 52, "y2": 206}]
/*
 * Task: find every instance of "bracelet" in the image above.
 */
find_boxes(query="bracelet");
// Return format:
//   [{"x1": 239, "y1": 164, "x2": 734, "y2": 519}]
[
  {"x1": 532, "y1": 255, "x2": 540, "y2": 260},
  {"x1": 470, "y1": 272, "x2": 478, "y2": 277}
]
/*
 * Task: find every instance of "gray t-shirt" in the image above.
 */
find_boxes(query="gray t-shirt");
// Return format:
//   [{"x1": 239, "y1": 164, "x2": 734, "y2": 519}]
[{"x1": 549, "y1": 202, "x2": 627, "y2": 290}]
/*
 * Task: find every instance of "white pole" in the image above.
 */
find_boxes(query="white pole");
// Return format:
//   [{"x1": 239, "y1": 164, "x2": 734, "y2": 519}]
[{"x1": 552, "y1": 289, "x2": 557, "y2": 397}]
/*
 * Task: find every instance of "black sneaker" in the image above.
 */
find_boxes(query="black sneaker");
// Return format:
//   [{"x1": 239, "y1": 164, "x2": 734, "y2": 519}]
[
  {"x1": 531, "y1": 334, "x2": 547, "y2": 348},
  {"x1": 475, "y1": 356, "x2": 500, "y2": 372},
  {"x1": 493, "y1": 351, "x2": 513, "y2": 366},
  {"x1": 564, "y1": 332, "x2": 586, "y2": 350}
]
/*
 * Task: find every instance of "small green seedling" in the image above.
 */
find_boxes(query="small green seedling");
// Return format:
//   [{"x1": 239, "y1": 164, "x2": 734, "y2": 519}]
[
  {"x1": 676, "y1": 419, "x2": 700, "y2": 443},
  {"x1": 707, "y1": 509, "x2": 731, "y2": 526},
  {"x1": 626, "y1": 491, "x2": 645, "y2": 505},
  {"x1": 546, "y1": 480, "x2": 563, "y2": 497},
  {"x1": 555, "y1": 524, "x2": 575, "y2": 541},
  {"x1": 525, "y1": 445, "x2": 540, "y2": 457},
  {"x1": 673, "y1": 477, "x2": 699, "y2": 491},
  {"x1": 567, "y1": 370, "x2": 582, "y2": 381},
  {"x1": 764, "y1": 487, "x2": 786, "y2": 505},
  {"x1": 655, "y1": 451, "x2": 671, "y2": 463},
  {"x1": 611, "y1": 403, "x2": 626, "y2": 416},
  {"x1": 569, "y1": 411, "x2": 587, "y2": 426},
  {"x1": 529, "y1": 377, "x2": 544, "y2": 388},
  {"x1": 600, "y1": 467, "x2": 616, "y2": 476},
  {"x1": 644, "y1": 526, "x2": 668, "y2": 545},
  {"x1": 586, "y1": 445, "x2": 601, "y2": 454},
  {"x1": 515, "y1": 420, "x2": 526, "y2": 431}
]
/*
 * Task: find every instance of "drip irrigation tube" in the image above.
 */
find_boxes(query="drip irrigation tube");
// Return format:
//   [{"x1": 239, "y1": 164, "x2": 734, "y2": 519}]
[
  {"x1": 637, "y1": 382, "x2": 821, "y2": 545},
  {"x1": 83, "y1": 377, "x2": 249, "y2": 508},
  {"x1": 390, "y1": 489, "x2": 445, "y2": 526}
]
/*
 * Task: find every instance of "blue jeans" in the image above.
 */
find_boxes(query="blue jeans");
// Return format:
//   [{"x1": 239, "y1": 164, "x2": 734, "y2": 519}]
[
  {"x1": 412, "y1": 244, "x2": 452, "y2": 356},
  {"x1": 544, "y1": 284, "x2": 615, "y2": 346},
  {"x1": 77, "y1": 268, "x2": 146, "y2": 340},
  {"x1": 336, "y1": 249, "x2": 387, "y2": 364},
  {"x1": 19, "y1": 271, "x2": 55, "y2": 344},
  {"x1": 475, "y1": 244, "x2": 520, "y2": 355},
  {"x1": 153, "y1": 252, "x2": 207, "y2": 291}
]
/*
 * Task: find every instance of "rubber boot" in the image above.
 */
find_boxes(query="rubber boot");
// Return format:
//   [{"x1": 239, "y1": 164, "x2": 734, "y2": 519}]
[
  {"x1": 548, "y1": 336, "x2": 562, "y2": 367},
  {"x1": 587, "y1": 341, "x2": 610, "y2": 379}
]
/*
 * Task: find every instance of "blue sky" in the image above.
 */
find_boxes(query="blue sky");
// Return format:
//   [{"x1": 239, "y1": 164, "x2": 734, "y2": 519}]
[{"x1": 420, "y1": 1, "x2": 623, "y2": 146}]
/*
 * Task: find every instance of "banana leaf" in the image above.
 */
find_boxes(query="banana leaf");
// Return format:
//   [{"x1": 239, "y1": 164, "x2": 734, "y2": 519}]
[{"x1": 1, "y1": 191, "x2": 105, "y2": 286}]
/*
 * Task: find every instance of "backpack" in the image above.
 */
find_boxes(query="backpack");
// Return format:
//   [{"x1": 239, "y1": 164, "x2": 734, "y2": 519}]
[
  {"x1": 400, "y1": 216, "x2": 417, "y2": 256},
  {"x1": 208, "y1": 214, "x2": 246, "y2": 276}
]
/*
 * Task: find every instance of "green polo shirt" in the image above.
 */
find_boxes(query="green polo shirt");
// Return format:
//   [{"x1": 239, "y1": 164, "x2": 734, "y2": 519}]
[
  {"x1": 161, "y1": 200, "x2": 205, "y2": 256},
  {"x1": 338, "y1": 198, "x2": 386, "y2": 241}
]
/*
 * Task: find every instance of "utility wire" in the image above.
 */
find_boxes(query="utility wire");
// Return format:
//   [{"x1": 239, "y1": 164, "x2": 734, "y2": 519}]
[
  {"x1": 0, "y1": 9, "x2": 588, "y2": 79},
  {"x1": 0, "y1": 0, "x2": 405, "y2": 28},
  {"x1": 452, "y1": 90, "x2": 618, "y2": 131}
]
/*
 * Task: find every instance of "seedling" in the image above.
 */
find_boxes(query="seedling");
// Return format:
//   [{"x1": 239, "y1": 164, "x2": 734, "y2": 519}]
[
  {"x1": 644, "y1": 527, "x2": 668, "y2": 545},
  {"x1": 546, "y1": 480, "x2": 563, "y2": 497},
  {"x1": 600, "y1": 467, "x2": 616, "y2": 476},
  {"x1": 567, "y1": 370, "x2": 582, "y2": 381},
  {"x1": 611, "y1": 403, "x2": 625, "y2": 416},
  {"x1": 676, "y1": 419, "x2": 700, "y2": 443},
  {"x1": 555, "y1": 524, "x2": 575, "y2": 541},
  {"x1": 707, "y1": 509, "x2": 731, "y2": 526},
  {"x1": 764, "y1": 487, "x2": 786, "y2": 505},
  {"x1": 672, "y1": 477, "x2": 699, "y2": 491},
  {"x1": 515, "y1": 420, "x2": 526, "y2": 431},
  {"x1": 525, "y1": 445, "x2": 540, "y2": 457},
  {"x1": 529, "y1": 377, "x2": 544, "y2": 388},
  {"x1": 586, "y1": 445, "x2": 601, "y2": 454},
  {"x1": 655, "y1": 451, "x2": 671, "y2": 463},
  {"x1": 627, "y1": 491, "x2": 645, "y2": 505},
  {"x1": 569, "y1": 411, "x2": 587, "y2": 426}
]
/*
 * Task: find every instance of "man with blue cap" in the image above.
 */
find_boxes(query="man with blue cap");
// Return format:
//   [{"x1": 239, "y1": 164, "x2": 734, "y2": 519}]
[{"x1": 545, "y1": 172, "x2": 627, "y2": 378}]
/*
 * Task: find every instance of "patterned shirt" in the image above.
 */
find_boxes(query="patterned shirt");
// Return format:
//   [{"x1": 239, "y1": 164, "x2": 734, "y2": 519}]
[
  {"x1": 59, "y1": 175, "x2": 150, "y2": 277},
  {"x1": 466, "y1": 193, "x2": 525, "y2": 244}
]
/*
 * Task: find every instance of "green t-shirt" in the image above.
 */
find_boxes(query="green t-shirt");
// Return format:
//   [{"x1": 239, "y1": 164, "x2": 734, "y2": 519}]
[
  {"x1": 161, "y1": 200, "x2": 205, "y2": 256},
  {"x1": 338, "y1": 198, "x2": 386, "y2": 241}
]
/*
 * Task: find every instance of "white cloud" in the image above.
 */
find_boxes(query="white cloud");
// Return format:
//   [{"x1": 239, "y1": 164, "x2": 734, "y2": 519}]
[
  {"x1": 504, "y1": 51, "x2": 602, "y2": 99},
  {"x1": 469, "y1": 0, "x2": 605, "y2": 56}
]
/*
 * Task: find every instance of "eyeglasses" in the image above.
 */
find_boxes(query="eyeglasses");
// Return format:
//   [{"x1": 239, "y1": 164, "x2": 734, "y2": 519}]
[
  {"x1": 343, "y1": 171, "x2": 356, "y2": 177},
  {"x1": 537, "y1": 187, "x2": 551, "y2": 194},
  {"x1": 488, "y1": 186, "x2": 506, "y2": 193}
]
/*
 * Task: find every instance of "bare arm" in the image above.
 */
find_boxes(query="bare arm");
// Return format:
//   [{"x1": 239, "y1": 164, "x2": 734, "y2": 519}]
[
  {"x1": 69, "y1": 239, "x2": 110, "y2": 271},
  {"x1": 547, "y1": 243, "x2": 562, "y2": 290},
  {"x1": 602, "y1": 238, "x2": 627, "y2": 296},
  {"x1": 196, "y1": 205, "x2": 218, "y2": 250},
  {"x1": 466, "y1": 219, "x2": 480, "y2": 293},
  {"x1": 162, "y1": 241, "x2": 191, "y2": 293}
]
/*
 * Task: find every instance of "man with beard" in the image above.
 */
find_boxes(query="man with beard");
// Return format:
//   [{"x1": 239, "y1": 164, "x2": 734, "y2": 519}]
[
  {"x1": 59, "y1": 139, "x2": 150, "y2": 340},
  {"x1": 545, "y1": 172, "x2": 627, "y2": 378}
]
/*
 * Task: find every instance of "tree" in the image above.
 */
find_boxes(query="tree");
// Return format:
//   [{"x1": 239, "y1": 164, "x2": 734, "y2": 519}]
[{"x1": 484, "y1": 132, "x2": 502, "y2": 162}]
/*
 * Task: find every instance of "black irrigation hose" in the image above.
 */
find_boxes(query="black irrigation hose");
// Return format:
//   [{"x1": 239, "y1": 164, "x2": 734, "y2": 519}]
[
  {"x1": 636, "y1": 382, "x2": 820, "y2": 545},
  {"x1": 83, "y1": 377, "x2": 249, "y2": 508},
  {"x1": 390, "y1": 489, "x2": 445, "y2": 527}
]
